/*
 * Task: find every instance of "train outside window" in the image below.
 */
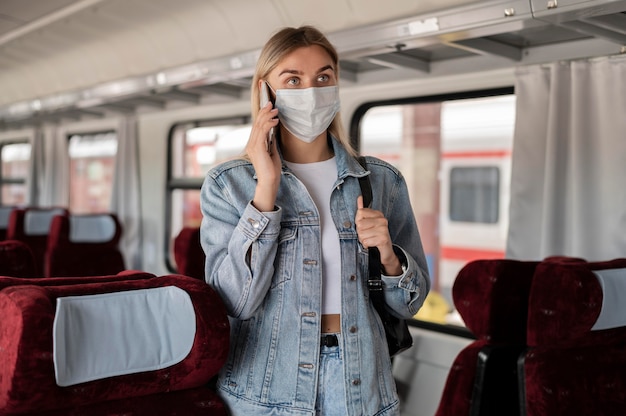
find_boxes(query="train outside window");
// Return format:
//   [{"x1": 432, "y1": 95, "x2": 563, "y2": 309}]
[
  {"x1": 359, "y1": 93, "x2": 515, "y2": 327},
  {"x1": 68, "y1": 132, "x2": 117, "y2": 214},
  {"x1": 0, "y1": 142, "x2": 31, "y2": 205},
  {"x1": 449, "y1": 166, "x2": 500, "y2": 224}
]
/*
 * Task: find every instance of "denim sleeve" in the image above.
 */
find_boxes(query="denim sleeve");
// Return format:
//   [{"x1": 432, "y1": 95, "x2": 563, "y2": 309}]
[
  {"x1": 377, "y1": 170, "x2": 431, "y2": 319},
  {"x1": 381, "y1": 245, "x2": 430, "y2": 318},
  {"x1": 200, "y1": 174, "x2": 282, "y2": 319}
]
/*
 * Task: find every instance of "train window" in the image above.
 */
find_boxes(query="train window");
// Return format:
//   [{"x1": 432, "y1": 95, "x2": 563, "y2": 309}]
[
  {"x1": 68, "y1": 132, "x2": 117, "y2": 214},
  {"x1": 0, "y1": 142, "x2": 31, "y2": 205},
  {"x1": 449, "y1": 166, "x2": 499, "y2": 223},
  {"x1": 166, "y1": 118, "x2": 250, "y2": 272},
  {"x1": 356, "y1": 90, "x2": 515, "y2": 329}
]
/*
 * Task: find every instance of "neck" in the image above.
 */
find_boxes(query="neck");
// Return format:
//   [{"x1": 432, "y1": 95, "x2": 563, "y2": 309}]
[{"x1": 281, "y1": 130, "x2": 334, "y2": 163}]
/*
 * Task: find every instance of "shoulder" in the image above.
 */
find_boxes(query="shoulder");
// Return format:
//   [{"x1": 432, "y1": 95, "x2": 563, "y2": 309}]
[
  {"x1": 360, "y1": 155, "x2": 403, "y2": 178},
  {"x1": 207, "y1": 157, "x2": 254, "y2": 179}
]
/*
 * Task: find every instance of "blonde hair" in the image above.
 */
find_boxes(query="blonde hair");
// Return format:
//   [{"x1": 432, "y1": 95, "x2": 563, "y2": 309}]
[{"x1": 251, "y1": 26, "x2": 356, "y2": 156}]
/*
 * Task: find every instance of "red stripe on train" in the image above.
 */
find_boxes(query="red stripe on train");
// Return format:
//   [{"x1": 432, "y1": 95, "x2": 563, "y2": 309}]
[
  {"x1": 442, "y1": 150, "x2": 511, "y2": 158},
  {"x1": 441, "y1": 246, "x2": 505, "y2": 261}
]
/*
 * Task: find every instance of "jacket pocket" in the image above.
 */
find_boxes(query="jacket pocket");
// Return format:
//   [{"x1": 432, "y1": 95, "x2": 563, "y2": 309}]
[{"x1": 271, "y1": 225, "x2": 297, "y2": 288}]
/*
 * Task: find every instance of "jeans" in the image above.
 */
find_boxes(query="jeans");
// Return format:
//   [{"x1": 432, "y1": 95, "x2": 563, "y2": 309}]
[{"x1": 315, "y1": 335, "x2": 347, "y2": 416}]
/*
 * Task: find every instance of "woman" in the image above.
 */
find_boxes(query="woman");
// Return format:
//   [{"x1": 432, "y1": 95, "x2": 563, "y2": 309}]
[{"x1": 200, "y1": 26, "x2": 430, "y2": 416}]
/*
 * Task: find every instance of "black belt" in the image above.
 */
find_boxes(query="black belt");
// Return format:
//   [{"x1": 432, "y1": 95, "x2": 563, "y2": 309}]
[{"x1": 320, "y1": 334, "x2": 339, "y2": 347}]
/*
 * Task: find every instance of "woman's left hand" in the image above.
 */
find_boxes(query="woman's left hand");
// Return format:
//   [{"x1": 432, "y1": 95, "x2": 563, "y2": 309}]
[{"x1": 355, "y1": 196, "x2": 403, "y2": 275}]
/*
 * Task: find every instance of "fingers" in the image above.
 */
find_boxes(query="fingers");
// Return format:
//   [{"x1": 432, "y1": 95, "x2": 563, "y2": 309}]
[
  {"x1": 258, "y1": 103, "x2": 279, "y2": 133},
  {"x1": 248, "y1": 105, "x2": 278, "y2": 156},
  {"x1": 355, "y1": 197, "x2": 382, "y2": 222},
  {"x1": 357, "y1": 195, "x2": 364, "y2": 210},
  {"x1": 355, "y1": 197, "x2": 390, "y2": 249}
]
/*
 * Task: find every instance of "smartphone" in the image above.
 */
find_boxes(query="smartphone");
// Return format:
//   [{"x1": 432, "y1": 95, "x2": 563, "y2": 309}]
[
  {"x1": 259, "y1": 82, "x2": 273, "y2": 155},
  {"x1": 260, "y1": 82, "x2": 270, "y2": 109}
]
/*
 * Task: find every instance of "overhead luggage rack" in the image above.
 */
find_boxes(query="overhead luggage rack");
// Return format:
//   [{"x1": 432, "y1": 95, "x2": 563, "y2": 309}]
[{"x1": 0, "y1": 0, "x2": 625, "y2": 129}]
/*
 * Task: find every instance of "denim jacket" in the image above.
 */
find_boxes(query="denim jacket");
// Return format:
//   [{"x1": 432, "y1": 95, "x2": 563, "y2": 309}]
[{"x1": 200, "y1": 137, "x2": 430, "y2": 416}]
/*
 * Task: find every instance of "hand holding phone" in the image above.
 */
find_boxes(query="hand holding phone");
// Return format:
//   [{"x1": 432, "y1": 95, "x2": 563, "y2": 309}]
[{"x1": 259, "y1": 82, "x2": 274, "y2": 156}]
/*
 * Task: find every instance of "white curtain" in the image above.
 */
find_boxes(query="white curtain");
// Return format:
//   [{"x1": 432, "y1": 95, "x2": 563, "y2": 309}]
[
  {"x1": 111, "y1": 116, "x2": 142, "y2": 270},
  {"x1": 24, "y1": 128, "x2": 41, "y2": 205},
  {"x1": 29, "y1": 117, "x2": 142, "y2": 269},
  {"x1": 38, "y1": 124, "x2": 70, "y2": 206},
  {"x1": 506, "y1": 56, "x2": 626, "y2": 261}
]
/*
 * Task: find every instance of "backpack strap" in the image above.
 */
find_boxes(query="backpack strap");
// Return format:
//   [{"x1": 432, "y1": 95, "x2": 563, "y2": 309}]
[
  {"x1": 357, "y1": 156, "x2": 373, "y2": 208},
  {"x1": 355, "y1": 156, "x2": 383, "y2": 292}
]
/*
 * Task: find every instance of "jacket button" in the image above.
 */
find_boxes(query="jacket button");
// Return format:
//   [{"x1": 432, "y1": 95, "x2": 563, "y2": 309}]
[
  {"x1": 349, "y1": 326, "x2": 357, "y2": 333},
  {"x1": 349, "y1": 275, "x2": 356, "y2": 281},
  {"x1": 343, "y1": 221, "x2": 351, "y2": 228},
  {"x1": 352, "y1": 378, "x2": 361, "y2": 386}
]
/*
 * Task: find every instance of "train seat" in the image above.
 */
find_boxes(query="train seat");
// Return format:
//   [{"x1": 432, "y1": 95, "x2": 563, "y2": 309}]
[
  {"x1": 24, "y1": 386, "x2": 227, "y2": 416},
  {"x1": 6, "y1": 207, "x2": 69, "y2": 276},
  {"x1": 0, "y1": 270, "x2": 156, "y2": 291},
  {"x1": 0, "y1": 272, "x2": 229, "y2": 415},
  {"x1": 0, "y1": 206, "x2": 18, "y2": 241},
  {"x1": 0, "y1": 240, "x2": 37, "y2": 278},
  {"x1": 45, "y1": 213, "x2": 125, "y2": 277},
  {"x1": 520, "y1": 257, "x2": 626, "y2": 416},
  {"x1": 435, "y1": 259, "x2": 538, "y2": 416},
  {"x1": 173, "y1": 226, "x2": 205, "y2": 280}
]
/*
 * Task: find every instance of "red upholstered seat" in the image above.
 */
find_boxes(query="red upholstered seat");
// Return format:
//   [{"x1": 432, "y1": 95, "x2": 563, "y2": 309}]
[
  {"x1": 6, "y1": 207, "x2": 69, "y2": 276},
  {"x1": 45, "y1": 213, "x2": 125, "y2": 277},
  {"x1": 435, "y1": 259, "x2": 538, "y2": 416},
  {"x1": 31, "y1": 385, "x2": 227, "y2": 415},
  {"x1": 438, "y1": 257, "x2": 626, "y2": 416},
  {"x1": 0, "y1": 270, "x2": 155, "y2": 291},
  {"x1": 0, "y1": 272, "x2": 229, "y2": 415},
  {"x1": 0, "y1": 240, "x2": 37, "y2": 278},
  {"x1": 173, "y1": 227, "x2": 205, "y2": 280},
  {"x1": 520, "y1": 258, "x2": 626, "y2": 416}
]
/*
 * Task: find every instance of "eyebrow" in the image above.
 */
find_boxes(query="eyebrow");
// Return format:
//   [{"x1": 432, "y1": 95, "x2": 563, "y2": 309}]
[{"x1": 278, "y1": 65, "x2": 335, "y2": 77}]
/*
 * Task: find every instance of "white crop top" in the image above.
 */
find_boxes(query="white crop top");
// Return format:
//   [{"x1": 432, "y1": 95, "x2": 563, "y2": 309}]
[{"x1": 285, "y1": 157, "x2": 341, "y2": 315}]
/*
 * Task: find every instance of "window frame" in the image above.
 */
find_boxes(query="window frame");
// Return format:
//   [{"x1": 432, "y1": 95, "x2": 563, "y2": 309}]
[
  {"x1": 164, "y1": 115, "x2": 250, "y2": 273},
  {"x1": 0, "y1": 139, "x2": 31, "y2": 206},
  {"x1": 350, "y1": 86, "x2": 514, "y2": 334}
]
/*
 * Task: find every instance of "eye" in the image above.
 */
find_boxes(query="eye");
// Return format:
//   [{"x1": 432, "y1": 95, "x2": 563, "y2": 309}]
[
  {"x1": 317, "y1": 74, "x2": 330, "y2": 83},
  {"x1": 286, "y1": 78, "x2": 300, "y2": 87}
]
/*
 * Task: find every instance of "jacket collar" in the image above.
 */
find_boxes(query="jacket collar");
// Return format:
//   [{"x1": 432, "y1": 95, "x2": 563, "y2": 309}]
[{"x1": 279, "y1": 134, "x2": 369, "y2": 180}]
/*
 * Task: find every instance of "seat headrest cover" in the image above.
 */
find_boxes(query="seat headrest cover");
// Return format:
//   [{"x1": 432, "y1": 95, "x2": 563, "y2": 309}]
[
  {"x1": 591, "y1": 268, "x2": 626, "y2": 330},
  {"x1": 452, "y1": 259, "x2": 537, "y2": 342},
  {"x1": 526, "y1": 258, "x2": 626, "y2": 346},
  {"x1": 53, "y1": 286, "x2": 196, "y2": 386},
  {"x1": 0, "y1": 206, "x2": 14, "y2": 227},
  {"x1": 69, "y1": 215, "x2": 117, "y2": 243},
  {"x1": 24, "y1": 209, "x2": 66, "y2": 235}
]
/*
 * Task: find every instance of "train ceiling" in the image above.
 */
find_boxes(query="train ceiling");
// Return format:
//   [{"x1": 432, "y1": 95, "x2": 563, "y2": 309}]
[{"x1": 1, "y1": 0, "x2": 625, "y2": 129}]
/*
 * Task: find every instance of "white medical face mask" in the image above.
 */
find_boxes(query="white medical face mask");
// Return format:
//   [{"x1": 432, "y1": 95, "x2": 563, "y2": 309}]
[{"x1": 272, "y1": 85, "x2": 340, "y2": 143}]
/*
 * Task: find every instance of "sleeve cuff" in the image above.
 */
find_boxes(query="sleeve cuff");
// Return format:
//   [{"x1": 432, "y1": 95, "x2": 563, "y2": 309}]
[{"x1": 237, "y1": 201, "x2": 282, "y2": 239}]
